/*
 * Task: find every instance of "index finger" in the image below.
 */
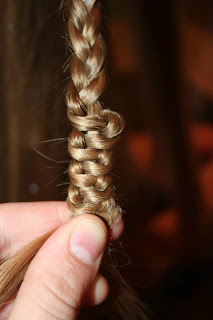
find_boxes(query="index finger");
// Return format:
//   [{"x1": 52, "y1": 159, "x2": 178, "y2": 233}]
[
  {"x1": 0, "y1": 202, "x2": 124, "y2": 260},
  {"x1": 0, "y1": 201, "x2": 71, "y2": 260}
]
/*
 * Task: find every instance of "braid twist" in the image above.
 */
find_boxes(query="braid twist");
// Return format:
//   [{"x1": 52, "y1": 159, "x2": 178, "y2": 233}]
[{"x1": 66, "y1": 0, "x2": 124, "y2": 226}]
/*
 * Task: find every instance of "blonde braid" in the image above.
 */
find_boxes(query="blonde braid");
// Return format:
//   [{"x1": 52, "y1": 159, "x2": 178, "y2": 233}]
[
  {"x1": 66, "y1": 0, "x2": 125, "y2": 226},
  {"x1": 0, "y1": 0, "x2": 126, "y2": 308}
]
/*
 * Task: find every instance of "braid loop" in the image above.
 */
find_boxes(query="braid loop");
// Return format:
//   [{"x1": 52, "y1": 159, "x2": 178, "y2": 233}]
[{"x1": 66, "y1": 0, "x2": 124, "y2": 226}]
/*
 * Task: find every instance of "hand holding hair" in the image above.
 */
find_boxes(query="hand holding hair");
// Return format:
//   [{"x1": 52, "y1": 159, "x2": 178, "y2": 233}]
[
  {"x1": 0, "y1": 202, "x2": 123, "y2": 319},
  {"x1": 0, "y1": 0, "x2": 144, "y2": 317},
  {"x1": 0, "y1": 0, "x2": 125, "y2": 306}
]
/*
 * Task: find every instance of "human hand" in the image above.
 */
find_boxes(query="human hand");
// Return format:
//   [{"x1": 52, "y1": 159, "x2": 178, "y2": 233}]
[{"x1": 0, "y1": 202, "x2": 124, "y2": 320}]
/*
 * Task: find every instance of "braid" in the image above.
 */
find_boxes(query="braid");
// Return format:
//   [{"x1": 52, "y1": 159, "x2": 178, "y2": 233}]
[
  {"x1": 66, "y1": 0, "x2": 125, "y2": 226},
  {"x1": 0, "y1": 0, "x2": 125, "y2": 307},
  {"x1": 0, "y1": 3, "x2": 147, "y2": 317}
]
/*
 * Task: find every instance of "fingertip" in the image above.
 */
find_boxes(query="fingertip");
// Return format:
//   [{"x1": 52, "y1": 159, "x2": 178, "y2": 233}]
[
  {"x1": 84, "y1": 274, "x2": 109, "y2": 306},
  {"x1": 0, "y1": 300, "x2": 15, "y2": 320},
  {"x1": 109, "y1": 218, "x2": 124, "y2": 242},
  {"x1": 70, "y1": 218, "x2": 107, "y2": 265},
  {"x1": 56, "y1": 201, "x2": 72, "y2": 224}
]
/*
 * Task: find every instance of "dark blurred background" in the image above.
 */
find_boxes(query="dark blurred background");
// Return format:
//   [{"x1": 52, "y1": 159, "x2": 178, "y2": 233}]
[{"x1": 0, "y1": 0, "x2": 213, "y2": 319}]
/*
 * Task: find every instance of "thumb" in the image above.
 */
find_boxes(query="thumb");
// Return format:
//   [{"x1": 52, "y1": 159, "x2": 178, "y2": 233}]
[{"x1": 8, "y1": 214, "x2": 108, "y2": 320}]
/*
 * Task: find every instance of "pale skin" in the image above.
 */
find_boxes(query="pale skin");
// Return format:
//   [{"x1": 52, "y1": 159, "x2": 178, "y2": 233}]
[{"x1": 0, "y1": 202, "x2": 124, "y2": 320}]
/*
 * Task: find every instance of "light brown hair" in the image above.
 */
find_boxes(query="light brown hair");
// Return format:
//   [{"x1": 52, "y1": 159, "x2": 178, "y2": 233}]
[
  {"x1": 0, "y1": 2, "x2": 147, "y2": 318},
  {"x1": 65, "y1": 0, "x2": 124, "y2": 226}
]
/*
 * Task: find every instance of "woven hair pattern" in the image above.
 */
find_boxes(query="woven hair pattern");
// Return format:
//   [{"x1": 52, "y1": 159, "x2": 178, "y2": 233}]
[{"x1": 66, "y1": 0, "x2": 125, "y2": 226}]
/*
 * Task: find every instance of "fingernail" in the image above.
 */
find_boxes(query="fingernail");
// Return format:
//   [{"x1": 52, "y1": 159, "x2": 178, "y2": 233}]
[
  {"x1": 0, "y1": 300, "x2": 15, "y2": 317},
  {"x1": 70, "y1": 220, "x2": 107, "y2": 265},
  {"x1": 110, "y1": 218, "x2": 124, "y2": 241}
]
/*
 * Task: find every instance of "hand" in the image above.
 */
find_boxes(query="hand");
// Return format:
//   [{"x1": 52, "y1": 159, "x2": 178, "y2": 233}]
[{"x1": 0, "y1": 202, "x2": 124, "y2": 320}]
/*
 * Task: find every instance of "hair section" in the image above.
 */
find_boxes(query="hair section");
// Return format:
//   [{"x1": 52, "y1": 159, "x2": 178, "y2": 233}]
[{"x1": 66, "y1": 0, "x2": 125, "y2": 227}]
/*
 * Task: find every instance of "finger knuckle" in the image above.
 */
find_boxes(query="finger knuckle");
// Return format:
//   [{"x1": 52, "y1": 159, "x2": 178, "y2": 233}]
[{"x1": 32, "y1": 267, "x2": 82, "y2": 320}]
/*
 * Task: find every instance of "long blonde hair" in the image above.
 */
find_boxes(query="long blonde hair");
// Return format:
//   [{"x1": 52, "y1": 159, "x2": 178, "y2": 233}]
[{"x1": 0, "y1": 2, "x2": 148, "y2": 318}]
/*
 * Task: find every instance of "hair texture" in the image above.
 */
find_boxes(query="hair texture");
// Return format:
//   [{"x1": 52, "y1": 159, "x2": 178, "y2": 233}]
[
  {"x1": 0, "y1": 1, "x2": 142, "y2": 316},
  {"x1": 65, "y1": 0, "x2": 124, "y2": 227},
  {"x1": 0, "y1": 231, "x2": 54, "y2": 307}
]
